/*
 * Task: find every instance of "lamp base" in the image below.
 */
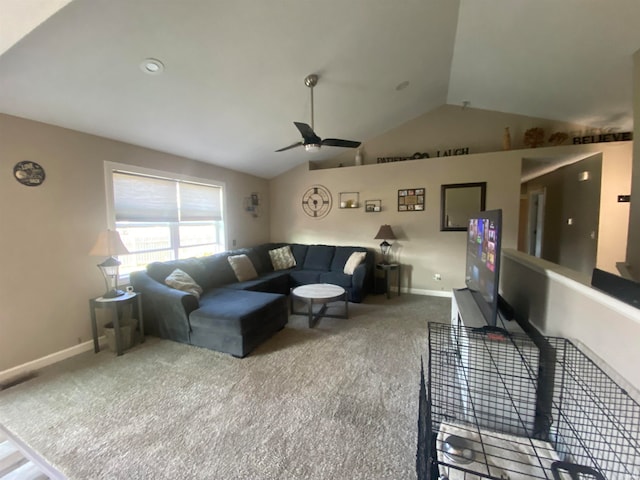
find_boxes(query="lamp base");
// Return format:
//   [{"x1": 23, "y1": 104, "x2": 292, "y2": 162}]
[{"x1": 102, "y1": 289, "x2": 126, "y2": 299}]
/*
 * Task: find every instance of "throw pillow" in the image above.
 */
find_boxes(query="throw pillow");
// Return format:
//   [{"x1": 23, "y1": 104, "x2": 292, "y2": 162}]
[
  {"x1": 228, "y1": 254, "x2": 258, "y2": 282},
  {"x1": 269, "y1": 245, "x2": 296, "y2": 271},
  {"x1": 165, "y1": 268, "x2": 203, "y2": 299},
  {"x1": 343, "y1": 251, "x2": 367, "y2": 275}
]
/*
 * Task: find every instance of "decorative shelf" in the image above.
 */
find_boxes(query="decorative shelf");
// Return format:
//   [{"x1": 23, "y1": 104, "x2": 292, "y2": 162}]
[
  {"x1": 365, "y1": 199, "x2": 382, "y2": 212},
  {"x1": 339, "y1": 192, "x2": 360, "y2": 209}
]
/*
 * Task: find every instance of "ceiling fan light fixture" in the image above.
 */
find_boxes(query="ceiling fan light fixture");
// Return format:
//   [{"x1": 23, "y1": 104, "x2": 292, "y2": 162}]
[{"x1": 304, "y1": 144, "x2": 321, "y2": 152}]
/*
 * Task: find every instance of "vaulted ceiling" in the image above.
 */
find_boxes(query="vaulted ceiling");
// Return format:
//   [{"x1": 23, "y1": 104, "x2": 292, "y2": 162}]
[{"x1": 1, "y1": 0, "x2": 639, "y2": 179}]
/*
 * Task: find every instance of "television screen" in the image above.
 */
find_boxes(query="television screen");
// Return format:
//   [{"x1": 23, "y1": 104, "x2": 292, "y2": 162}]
[{"x1": 465, "y1": 209, "x2": 502, "y2": 326}]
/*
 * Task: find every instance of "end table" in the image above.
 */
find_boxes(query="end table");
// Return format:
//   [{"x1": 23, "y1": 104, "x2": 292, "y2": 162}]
[
  {"x1": 89, "y1": 292, "x2": 144, "y2": 356},
  {"x1": 376, "y1": 263, "x2": 401, "y2": 299}
]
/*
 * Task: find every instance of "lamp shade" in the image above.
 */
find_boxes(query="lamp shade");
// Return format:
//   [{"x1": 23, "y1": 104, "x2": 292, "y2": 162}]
[
  {"x1": 374, "y1": 224, "x2": 396, "y2": 240},
  {"x1": 89, "y1": 229, "x2": 129, "y2": 256}
]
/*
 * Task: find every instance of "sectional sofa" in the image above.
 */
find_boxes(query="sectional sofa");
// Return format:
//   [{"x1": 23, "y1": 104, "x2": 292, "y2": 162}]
[{"x1": 130, "y1": 243, "x2": 375, "y2": 357}]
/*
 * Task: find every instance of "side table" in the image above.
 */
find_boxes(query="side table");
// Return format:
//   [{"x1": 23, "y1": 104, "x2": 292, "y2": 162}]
[
  {"x1": 376, "y1": 263, "x2": 401, "y2": 299},
  {"x1": 89, "y1": 292, "x2": 144, "y2": 356}
]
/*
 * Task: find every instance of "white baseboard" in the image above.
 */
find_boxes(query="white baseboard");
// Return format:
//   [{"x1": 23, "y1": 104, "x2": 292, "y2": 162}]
[
  {"x1": 401, "y1": 287, "x2": 453, "y2": 298},
  {"x1": 0, "y1": 337, "x2": 104, "y2": 385}
]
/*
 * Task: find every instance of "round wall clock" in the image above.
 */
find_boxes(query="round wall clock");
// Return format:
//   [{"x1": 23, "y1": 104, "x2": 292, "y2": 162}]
[
  {"x1": 302, "y1": 185, "x2": 332, "y2": 218},
  {"x1": 14, "y1": 161, "x2": 46, "y2": 187}
]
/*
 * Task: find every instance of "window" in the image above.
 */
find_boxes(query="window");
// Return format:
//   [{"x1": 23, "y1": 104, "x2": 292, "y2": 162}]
[{"x1": 108, "y1": 167, "x2": 225, "y2": 276}]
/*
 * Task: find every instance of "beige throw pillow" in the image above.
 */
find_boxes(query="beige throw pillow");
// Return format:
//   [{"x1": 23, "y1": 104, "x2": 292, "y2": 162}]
[
  {"x1": 344, "y1": 251, "x2": 366, "y2": 275},
  {"x1": 228, "y1": 254, "x2": 258, "y2": 282},
  {"x1": 269, "y1": 246, "x2": 296, "y2": 271},
  {"x1": 165, "y1": 268, "x2": 203, "y2": 299}
]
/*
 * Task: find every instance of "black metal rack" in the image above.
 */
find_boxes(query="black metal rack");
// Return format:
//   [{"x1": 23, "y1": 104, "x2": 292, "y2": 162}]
[{"x1": 419, "y1": 322, "x2": 640, "y2": 480}]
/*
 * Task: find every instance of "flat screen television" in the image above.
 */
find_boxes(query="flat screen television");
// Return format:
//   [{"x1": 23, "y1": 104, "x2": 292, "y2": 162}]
[{"x1": 465, "y1": 209, "x2": 502, "y2": 326}]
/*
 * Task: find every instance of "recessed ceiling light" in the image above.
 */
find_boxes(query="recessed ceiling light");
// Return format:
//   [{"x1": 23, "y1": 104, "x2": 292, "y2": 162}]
[
  {"x1": 140, "y1": 58, "x2": 164, "y2": 75},
  {"x1": 395, "y1": 81, "x2": 410, "y2": 91}
]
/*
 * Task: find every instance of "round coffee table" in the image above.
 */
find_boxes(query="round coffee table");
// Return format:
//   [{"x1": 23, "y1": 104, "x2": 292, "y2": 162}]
[{"x1": 290, "y1": 283, "x2": 348, "y2": 328}]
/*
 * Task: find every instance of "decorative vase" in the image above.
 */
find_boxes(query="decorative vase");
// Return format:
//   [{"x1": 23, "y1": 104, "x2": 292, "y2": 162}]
[
  {"x1": 502, "y1": 127, "x2": 511, "y2": 151},
  {"x1": 355, "y1": 148, "x2": 363, "y2": 166}
]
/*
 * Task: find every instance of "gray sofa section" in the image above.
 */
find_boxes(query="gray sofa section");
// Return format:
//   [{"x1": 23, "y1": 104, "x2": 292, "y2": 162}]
[{"x1": 130, "y1": 242, "x2": 374, "y2": 357}]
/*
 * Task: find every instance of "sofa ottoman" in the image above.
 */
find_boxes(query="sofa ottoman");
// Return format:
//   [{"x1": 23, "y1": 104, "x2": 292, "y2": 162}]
[{"x1": 188, "y1": 289, "x2": 288, "y2": 357}]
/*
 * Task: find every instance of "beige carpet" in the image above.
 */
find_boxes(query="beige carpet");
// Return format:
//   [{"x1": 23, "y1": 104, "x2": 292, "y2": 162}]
[{"x1": 0, "y1": 294, "x2": 450, "y2": 480}]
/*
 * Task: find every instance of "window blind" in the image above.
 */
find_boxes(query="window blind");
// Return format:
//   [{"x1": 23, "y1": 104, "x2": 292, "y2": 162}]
[
  {"x1": 179, "y1": 182, "x2": 222, "y2": 221},
  {"x1": 113, "y1": 171, "x2": 222, "y2": 222}
]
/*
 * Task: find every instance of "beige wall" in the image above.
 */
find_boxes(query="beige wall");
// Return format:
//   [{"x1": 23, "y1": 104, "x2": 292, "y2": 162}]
[
  {"x1": 599, "y1": 146, "x2": 633, "y2": 272},
  {"x1": 0, "y1": 114, "x2": 270, "y2": 372},
  {"x1": 627, "y1": 49, "x2": 640, "y2": 278},
  {"x1": 271, "y1": 151, "x2": 523, "y2": 295}
]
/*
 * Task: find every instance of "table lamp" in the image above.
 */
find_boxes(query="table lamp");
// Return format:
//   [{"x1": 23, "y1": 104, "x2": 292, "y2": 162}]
[
  {"x1": 374, "y1": 224, "x2": 396, "y2": 264},
  {"x1": 90, "y1": 229, "x2": 129, "y2": 298}
]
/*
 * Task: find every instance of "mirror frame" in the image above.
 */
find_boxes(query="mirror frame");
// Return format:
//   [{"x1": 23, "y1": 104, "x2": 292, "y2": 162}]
[{"x1": 440, "y1": 182, "x2": 487, "y2": 231}]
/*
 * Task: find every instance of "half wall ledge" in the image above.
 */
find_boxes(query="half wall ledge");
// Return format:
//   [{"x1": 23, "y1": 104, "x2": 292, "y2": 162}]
[{"x1": 500, "y1": 248, "x2": 640, "y2": 397}]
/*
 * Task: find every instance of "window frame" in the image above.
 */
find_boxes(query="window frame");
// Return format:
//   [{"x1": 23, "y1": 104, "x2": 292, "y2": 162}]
[{"x1": 103, "y1": 162, "x2": 228, "y2": 281}]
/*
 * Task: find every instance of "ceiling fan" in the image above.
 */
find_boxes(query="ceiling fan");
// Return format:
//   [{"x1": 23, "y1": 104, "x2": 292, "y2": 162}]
[{"x1": 276, "y1": 74, "x2": 361, "y2": 153}]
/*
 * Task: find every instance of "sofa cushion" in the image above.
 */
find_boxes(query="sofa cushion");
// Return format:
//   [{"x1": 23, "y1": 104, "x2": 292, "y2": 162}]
[
  {"x1": 269, "y1": 245, "x2": 296, "y2": 271},
  {"x1": 190, "y1": 289, "x2": 286, "y2": 335},
  {"x1": 165, "y1": 268, "x2": 203, "y2": 299},
  {"x1": 224, "y1": 271, "x2": 290, "y2": 295},
  {"x1": 302, "y1": 245, "x2": 335, "y2": 271},
  {"x1": 200, "y1": 252, "x2": 238, "y2": 288},
  {"x1": 289, "y1": 270, "x2": 322, "y2": 286},
  {"x1": 343, "y1": 251, "x2": 367, "y2": 274},
  {"x1": 147, "y1": 257, "x2": 208, "y2": 287},
  {"x1": 246, "y1": 244, "x2": 277, "y2": 275},
  {"x1": 319, "y1": 271, "x2": 353, "y2": 289},
  {"x1": 289, "y1": 244, "x2": 309, "y2": 269},
  {"x1": 228, "y1": 254, "x2": 258, "y2": 282}
]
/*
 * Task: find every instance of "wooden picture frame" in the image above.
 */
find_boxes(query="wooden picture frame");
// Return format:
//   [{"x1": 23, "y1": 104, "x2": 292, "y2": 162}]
[{"x1": 398, "y1": 187, "x2": 425, "y2": 211}]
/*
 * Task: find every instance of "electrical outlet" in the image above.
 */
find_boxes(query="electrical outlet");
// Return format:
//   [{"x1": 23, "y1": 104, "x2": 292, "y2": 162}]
[
  {"x1": 434, "y1": 273, "x2": 442, "y2": 281},
  {"x1": 232, "y1": 239, "x2": 237, "y2": 246}
]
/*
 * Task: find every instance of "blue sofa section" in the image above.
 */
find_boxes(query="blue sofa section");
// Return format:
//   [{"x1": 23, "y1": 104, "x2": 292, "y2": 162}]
[{"x1": 130, "y1": 243, "x2": 374, "y2": 357}]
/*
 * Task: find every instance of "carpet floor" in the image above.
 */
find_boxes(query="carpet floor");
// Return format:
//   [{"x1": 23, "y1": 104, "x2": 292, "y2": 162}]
[{"x1": 0, "y1": 294, "x2": 450, "y2": 480}]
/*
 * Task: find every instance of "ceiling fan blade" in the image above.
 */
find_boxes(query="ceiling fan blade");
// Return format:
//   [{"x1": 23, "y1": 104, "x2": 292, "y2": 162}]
[
  {"x1": 294, "y1": 122, "x2": 321, "y2": 144},
  {"x1": 321, "y1": 138, "x2": 361, "y2": 149},
  {"x1": 275, "y1": 141, "x2": 303, "y2": 152}
]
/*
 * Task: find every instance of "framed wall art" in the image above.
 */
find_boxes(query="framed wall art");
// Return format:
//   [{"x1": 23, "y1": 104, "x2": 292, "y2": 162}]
[{"x1": 398, "y1": 188, "x2": 425, "y2": 211}]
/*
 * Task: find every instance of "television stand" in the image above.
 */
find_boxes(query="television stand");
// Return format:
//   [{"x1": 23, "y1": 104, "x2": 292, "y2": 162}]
[{"x1": 452, "y1": 288, "x2": 523, "y2": 333}]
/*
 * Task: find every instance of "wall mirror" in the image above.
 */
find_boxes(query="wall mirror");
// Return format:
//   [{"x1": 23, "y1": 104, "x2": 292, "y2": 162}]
[{"x1": 440, "y1": 182, "x2": 486, "y2": 231}]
